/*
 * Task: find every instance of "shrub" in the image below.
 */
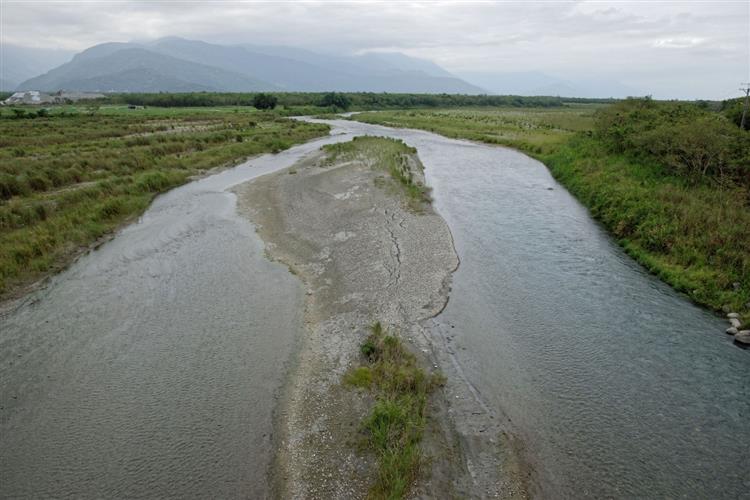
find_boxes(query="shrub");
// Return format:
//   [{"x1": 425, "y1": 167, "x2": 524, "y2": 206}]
[
  {"x1": 319, "y1": 92, "x2": 351, "y2": 110},
  {"x1": 252, "y1": 93, "x2": 278, "y2": 110}
]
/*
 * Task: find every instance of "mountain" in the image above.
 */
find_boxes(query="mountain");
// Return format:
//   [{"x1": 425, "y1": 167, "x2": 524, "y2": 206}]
[
  {"x1": 1, "y1": 44, "x2": 76, "y2": 92},
  {"x1": 16, "y1": 37, "x2": 485, "y2": 94},
  {"x1": 459, "y1": 70, "x2": 641, "y2": 98},
  {"x1": 18, "y1": 45, "x2": 274, "y2": 92}
]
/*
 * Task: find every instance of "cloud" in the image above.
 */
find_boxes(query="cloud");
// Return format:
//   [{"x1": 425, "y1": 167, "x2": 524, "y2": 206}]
[
  {"x1": 1, "y1": 0, "x2": 747, "y2": 99},
  {"x1": 652, "y1": 37, "x2": 707, "y2": 49}
]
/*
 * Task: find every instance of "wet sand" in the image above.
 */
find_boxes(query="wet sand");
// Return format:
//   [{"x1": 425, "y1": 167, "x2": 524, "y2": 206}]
[{"x1": 234, "y1": 142, "x2": 530, "y2": 498}]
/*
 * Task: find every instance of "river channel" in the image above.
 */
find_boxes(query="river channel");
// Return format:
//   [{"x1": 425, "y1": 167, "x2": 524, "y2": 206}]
[{"x1": 1, "y1": 119, "x2": 747, "y2": 498}]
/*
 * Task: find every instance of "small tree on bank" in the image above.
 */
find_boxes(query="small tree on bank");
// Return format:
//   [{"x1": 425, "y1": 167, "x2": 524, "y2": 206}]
[
  {"x1": 252, "y1": 93, "x2": 278, "y2": 110},
  {"x1": 319, "y1": 92, "x2": 351, "y2": 110}
]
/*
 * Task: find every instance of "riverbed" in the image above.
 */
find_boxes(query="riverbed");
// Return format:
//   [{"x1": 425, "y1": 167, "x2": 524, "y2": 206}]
[
  {"x1": 1, "y1": 119, "x2": 747, "y2": 498},
  {"x1": 311, "y1": 118, "x2": 749, "y2": 498},
  {"x1": 0, "y1": 135, "x2": 351, "y2": 498}
]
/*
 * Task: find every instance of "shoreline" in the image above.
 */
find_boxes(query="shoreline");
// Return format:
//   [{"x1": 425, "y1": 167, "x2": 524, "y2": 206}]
[{"x1": 234, "y1": 138, "x2": 532, "y2": 497}]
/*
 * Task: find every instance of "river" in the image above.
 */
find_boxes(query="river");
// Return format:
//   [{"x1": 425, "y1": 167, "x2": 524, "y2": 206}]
[{"x1": 1, "y1": 119, "x2": 747, "y2": 498}]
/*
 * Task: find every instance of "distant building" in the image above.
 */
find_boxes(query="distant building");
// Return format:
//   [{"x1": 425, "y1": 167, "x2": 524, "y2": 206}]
[
  {"x1": 3, "y1": 90, "x2": 53, "y2": 105},
  {"x1": 2, "y1": 90, "x2": 105, "y2": 106}
]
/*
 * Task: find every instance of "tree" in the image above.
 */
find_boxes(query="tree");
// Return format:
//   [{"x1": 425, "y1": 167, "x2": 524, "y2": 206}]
[
  {"x1": 319, "y1": 92, "x2": 351, "y2": 110},
  {"x1": 252, "y1": 93, "x2": 278, "y2": 110}
]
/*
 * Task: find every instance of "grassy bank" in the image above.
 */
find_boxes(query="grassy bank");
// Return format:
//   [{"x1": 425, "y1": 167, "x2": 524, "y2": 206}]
[
  {"x1": 0, "y1": 106, "x2": 328, "y2": 298},
  {"x1": 345, "y1": 322, "x2": 443, "y2": 499},
  {"x1": 352, "y1": 106, "x2": 750, "y2": 320},
  {"x1": 354, "y1": 106, "x2": 598, "y2": 155},
  {"x1": 323, "y1": 136, "x2": 431, "y2": 211}
]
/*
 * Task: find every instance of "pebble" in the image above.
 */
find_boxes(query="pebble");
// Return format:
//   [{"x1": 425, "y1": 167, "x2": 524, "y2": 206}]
[{"x1": 726, "y1": 327, "x2": 739, "y2": 335}]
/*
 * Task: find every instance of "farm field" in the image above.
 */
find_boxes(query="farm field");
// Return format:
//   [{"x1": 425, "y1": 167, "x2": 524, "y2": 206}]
[{"x1": 0, "y1": 106, "x2": 328, "y2": 298}]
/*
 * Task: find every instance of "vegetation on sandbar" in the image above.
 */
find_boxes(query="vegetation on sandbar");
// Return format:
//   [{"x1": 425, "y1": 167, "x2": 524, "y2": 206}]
[
  {"x1": 323, "y1": 136, "x2": 432, "y2": 211},
  {"x1": 344, "y1": 322, "x2": 444, "y2": 499}
]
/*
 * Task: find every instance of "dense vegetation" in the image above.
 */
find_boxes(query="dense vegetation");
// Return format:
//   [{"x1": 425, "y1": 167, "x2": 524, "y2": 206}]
[
  {"x1": 353, "y1": 101, "x2": 750, "y2": 320},
  {"x1": 252, "y1": 93, "x2": 278, "y2": 110},
  {"x1": 0, "y1": 106, "x2": 328, "y2": 297},
  {"x1": 344, "y1": 322, "x2": 443, "y2": 499},
  {"x1": 354, "y1": 105, "x2": 597, "y2": 154},
  {"x1": 595, "y1": 98, "x2": 749, "y2": 188},
  {"x1": 99, "y1": 91, "x2": 585, "y2": 110}
]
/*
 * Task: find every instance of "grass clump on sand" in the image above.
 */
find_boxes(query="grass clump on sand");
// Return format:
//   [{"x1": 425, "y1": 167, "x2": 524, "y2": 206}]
[
  {"x1": 323, "y1": 136, "x2": 431, "y2": 211},
  {"x1": 344, "y1": 322, "x2": 444, "y2": 499},
  {"x1": 0, "y1": 106, "x2": 329, "y2": 298}
]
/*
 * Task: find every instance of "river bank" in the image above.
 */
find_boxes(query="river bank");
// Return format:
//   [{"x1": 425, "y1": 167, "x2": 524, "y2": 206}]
[
  {"x1": 234, "y1": 136, "x2": 531, "y2": 498},
  {"x1": 351, "y1": 108, "x2": 750, "y2": 330}
]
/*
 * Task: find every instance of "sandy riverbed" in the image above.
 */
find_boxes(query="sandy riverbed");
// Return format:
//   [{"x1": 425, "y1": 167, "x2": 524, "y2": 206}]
[{"x1": 233, "y1": 141, "x2": 529, "y2": 498}]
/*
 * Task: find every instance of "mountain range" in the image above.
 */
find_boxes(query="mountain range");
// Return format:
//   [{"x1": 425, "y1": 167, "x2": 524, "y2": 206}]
[
  {"x1": 12, "y1": 37, "x2": 485, "y2": 94},
  {"x1": 458, "y1": 70, "x2": 641, "y2": 99}
]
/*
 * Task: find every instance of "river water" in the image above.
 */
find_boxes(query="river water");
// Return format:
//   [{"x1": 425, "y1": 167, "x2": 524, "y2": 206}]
[
  {"x1": 320, "y1": 119, "x2": 750, "y2": 498},
  {"x1": 1, "y1": 119, "x2": 747, "y2": 498},
  {"x1": 0, "y1": 135, "x2": 350, "y2": 498}
]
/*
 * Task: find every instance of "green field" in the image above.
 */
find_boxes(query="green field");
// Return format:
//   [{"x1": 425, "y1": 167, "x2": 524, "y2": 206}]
[
  {"x1": 353, "y1": 104, "x2": 750, "y2": 321},
  {"x1": 0, "y1": 106, "x2": 328, "y2": 298},
  {"x1": 354, "y1": 105, "x2": 599, "y2": 155}
]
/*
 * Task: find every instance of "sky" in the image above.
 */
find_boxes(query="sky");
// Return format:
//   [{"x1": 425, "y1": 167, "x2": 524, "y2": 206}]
[{"x1": 1, "y1": 0, "x2": 748, "y2": 99}]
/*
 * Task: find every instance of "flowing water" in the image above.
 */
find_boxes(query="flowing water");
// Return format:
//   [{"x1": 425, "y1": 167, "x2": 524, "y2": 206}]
[
  {"x1": 0, "y1": 135, "x2": 351, "y2": 498},
  {"x1": 1, "y1": 119, "x2": 747, "y2": 499},
  {"x1": 319, "y1": 119, "x2": 750, "y2": 498}
]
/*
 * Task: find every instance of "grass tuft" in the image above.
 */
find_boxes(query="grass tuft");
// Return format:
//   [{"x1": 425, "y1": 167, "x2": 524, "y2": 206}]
[{"x1": 345, "y1": 321, "x2": 444, "y2": 499}]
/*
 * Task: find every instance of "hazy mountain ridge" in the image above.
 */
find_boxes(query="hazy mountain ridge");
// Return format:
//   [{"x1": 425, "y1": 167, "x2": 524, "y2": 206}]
[
  {"x1": 459, "y1": 70, "x2": 641, "y2": 98},
  {"x1": 14, "y1": 37, "x2": 485, "y2": 94}
]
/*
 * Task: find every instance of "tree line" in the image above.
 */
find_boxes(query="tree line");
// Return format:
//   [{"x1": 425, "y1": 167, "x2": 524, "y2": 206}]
[{"x1": 100, "y1": 91, "x2": 578, "y2": 109}]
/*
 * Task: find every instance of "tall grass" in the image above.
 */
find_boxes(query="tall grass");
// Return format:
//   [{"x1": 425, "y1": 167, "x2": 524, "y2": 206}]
[
  {"x1": 0, "y1": 107, "x2": 329, "y2": 297},
  {"x1": 344, "y1": 322, "x2": 444, "y2": 499}
]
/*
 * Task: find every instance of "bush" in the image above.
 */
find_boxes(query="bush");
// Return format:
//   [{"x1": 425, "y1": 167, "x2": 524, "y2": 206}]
[
  {"x1": 319, "y1": 92, "x2": 351, "y2": 110},
  {"x1": 595, "y1": 98, "x2": 749, "y2": 186},
  {"x1": 252, "y1": 93, "x2": 278, "y2": 110}
]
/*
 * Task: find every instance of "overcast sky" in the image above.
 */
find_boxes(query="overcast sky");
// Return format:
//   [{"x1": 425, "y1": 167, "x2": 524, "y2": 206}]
[{"x1": 1, "y1": 0, "x2": 748, "y2": 99}]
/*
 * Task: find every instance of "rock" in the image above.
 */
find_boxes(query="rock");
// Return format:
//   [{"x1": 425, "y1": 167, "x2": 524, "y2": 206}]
[
  {"x1": 729, "y1": 318, "x2": 741, "y2": 328},
  {"x1": 732, "y1": 282, "x2": 741, "y2": 291},
  {"x1": 727, "y1": 312, "x2": 740, "y2": 319},
  {"x1": 734, "y1": 331, "x2": 750, "y2": 345},
  {"x1": 726, "y1": 327, "x2": 738, "y2": 335}
]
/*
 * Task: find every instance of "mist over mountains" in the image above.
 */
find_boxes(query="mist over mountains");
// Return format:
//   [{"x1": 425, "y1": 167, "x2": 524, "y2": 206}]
[
  {"x1": 3, "y1": 37, "x2": 645, "y2": 97},
  {"x1": 10, "y1": 37, "x2": 485, "y2": 94}
]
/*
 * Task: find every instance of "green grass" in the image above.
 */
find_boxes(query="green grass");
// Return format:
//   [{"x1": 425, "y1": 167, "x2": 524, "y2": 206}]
[
  {"x1": 323, "y1": 136, "x2": 432, "y2": 211},
  {"x1": 0, "y1": 106, "x2": 329, "y2": 298},
  {"x1": 344, "y1": 322, "x2": 444, "y2": 499},
  {"x1": 352, "y1": 107, "x2": 750, "y2": 321},
  {"x1": 353, "y1": 106, "x2": 599, "y2": 156},
  {"x1": 544, "y1": 136, "x2": 750, "y2": 316}
]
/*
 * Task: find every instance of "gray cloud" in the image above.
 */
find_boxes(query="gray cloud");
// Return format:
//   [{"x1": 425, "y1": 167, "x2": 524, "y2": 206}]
[{"x1": 1, "y1": 0, "x2": 747, "y2": 99}]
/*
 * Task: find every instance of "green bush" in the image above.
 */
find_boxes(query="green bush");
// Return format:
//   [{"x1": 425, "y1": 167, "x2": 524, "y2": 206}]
[{"x1": 594, "y1": 98, "x2": 749, "y2": 187}]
